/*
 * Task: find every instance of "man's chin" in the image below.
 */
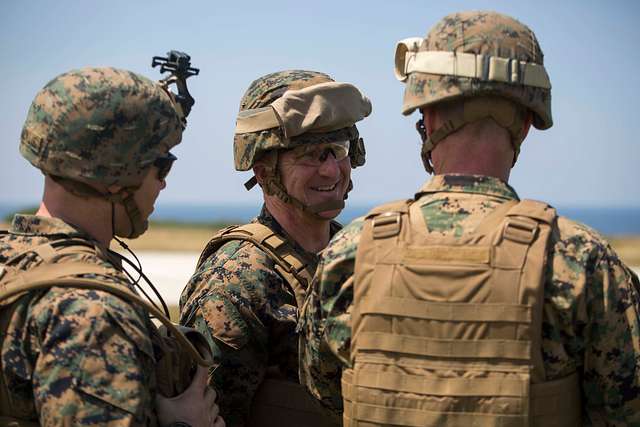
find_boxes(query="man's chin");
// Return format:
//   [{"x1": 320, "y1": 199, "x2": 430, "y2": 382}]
[{"x1": 315, "y1": 208, "x2": 342, "y2": 220}]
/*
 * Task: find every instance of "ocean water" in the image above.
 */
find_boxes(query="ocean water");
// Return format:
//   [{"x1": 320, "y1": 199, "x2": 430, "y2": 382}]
[
  {"x1": 148, "y1": 203, "x2": 640, "y2": 235},
  {"x1": 2, "y1": 202, "x2": 639, "y2": 235}
]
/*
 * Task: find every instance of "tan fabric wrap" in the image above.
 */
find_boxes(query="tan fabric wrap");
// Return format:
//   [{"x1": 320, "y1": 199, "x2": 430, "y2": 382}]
[
  {"x1": 247, "y1": 379, "x2": 338, "y2": 427},
  {"x1": 197, "y1": 223, "x2": 314, "y2": 310},
  {"x1": 343, "y1": 199, "x2": 581, "y2": 427},
  {"x1": 394, "y1": 41, "x2": 551, "y2": 89},
  {"x1": 235, "y1": 82, "x2": 372, "y2": 138}
]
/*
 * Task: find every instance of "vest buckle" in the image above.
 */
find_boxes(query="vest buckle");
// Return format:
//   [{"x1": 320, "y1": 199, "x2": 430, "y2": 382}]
[
  {"x1": 372, "y1": 212, "x2": 402, "y2": 239},
  {"x1": 503, "y1": 217, "x2": 538, "y2": 244}
]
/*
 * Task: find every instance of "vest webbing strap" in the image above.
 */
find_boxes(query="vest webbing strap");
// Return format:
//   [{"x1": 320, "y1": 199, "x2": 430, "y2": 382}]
[
  {"x1": 0, "y1": 262, "x2": 211, "y2": 367},
  {"x1": 342, "y1": 370, "x2": 581, "y2": 424},
  {"x1": 359, "y1": 297, "x2": 532, "y2": 323},
  {"x1": 343, "y1": 400, "x2": 526, "y2": 427},
  {"x1": 357, "y1": 332, "x2": 531, "y2": 360},
  {"x1": 350, "y1": 371, "x2": 527, "y2": 397},
  {"x1": 1, "y1": 262, "x2": 110, "y2": 289},
  {"x1": 197, "y1": 223, "x2": 313, "y2": 308}
]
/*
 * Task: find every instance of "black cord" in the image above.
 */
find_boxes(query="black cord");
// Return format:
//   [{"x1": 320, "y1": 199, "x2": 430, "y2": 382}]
[
  {"x1": 111, "y1": 237, "x2": 171, "y2": 319},
  {"x1": 110, "y1": 202, "x2": 171, "y2": 319}
]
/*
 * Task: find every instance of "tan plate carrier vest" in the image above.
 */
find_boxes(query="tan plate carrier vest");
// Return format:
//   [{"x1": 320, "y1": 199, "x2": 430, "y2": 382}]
[
  {"x1": 197, "y1": 223, "x2": 338, "y2": 427},
  {"x1": 0, "y1": 236, "x2": 211, "y2": 427},
  {"x1": 343, "y1": 199, "x2": 581, "y2": 427}
]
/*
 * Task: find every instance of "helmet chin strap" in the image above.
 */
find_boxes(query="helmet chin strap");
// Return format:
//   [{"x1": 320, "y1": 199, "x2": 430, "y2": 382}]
[
  {"x1": 110, "y1": 192, "x2": 148, "y2": 239},
  {"x1": 418, "y1": 97, "x2": 527, "y2": 174}
]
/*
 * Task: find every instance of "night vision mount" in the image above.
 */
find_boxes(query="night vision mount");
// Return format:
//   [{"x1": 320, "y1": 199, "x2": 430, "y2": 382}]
[{"x1": 152, "y1": 50, "x2": 199, "y2": 122}]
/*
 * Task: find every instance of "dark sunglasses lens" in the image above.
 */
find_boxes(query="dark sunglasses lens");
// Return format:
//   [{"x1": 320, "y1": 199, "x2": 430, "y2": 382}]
[{"x1": 154, "y1": 153, "x2": 177, "y2": 180}]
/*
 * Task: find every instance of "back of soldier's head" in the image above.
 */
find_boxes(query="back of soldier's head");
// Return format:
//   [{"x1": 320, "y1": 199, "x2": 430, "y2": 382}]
[{"x1": 395, "y1": 11, "x2": 552, "y2": 173}]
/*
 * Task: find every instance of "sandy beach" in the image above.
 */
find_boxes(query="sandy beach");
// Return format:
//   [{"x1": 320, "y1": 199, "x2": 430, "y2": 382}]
[{"x1": 121, "y1": 251, "x2": 199, "y2": 307}]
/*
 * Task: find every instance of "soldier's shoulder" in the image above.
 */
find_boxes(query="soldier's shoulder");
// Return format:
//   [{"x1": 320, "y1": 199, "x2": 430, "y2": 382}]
[
  {"x1": 552, "y1": 215, "x2": 614, "y2": 262},
  {"x1": 33, "y1": 281, "x2": 155, "y2": 356},
  {"x1": 184, "y1": 234, "x2": 282, "y2": 309},
  {"x1": 321, "y1": 216, "x2": 366, "y2": 264},
  {"x1": 198, "y1": 236, "x2": 276, "y2": 273}
]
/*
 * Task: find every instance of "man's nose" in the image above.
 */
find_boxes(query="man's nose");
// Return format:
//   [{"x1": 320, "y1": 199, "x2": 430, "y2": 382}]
[{"x1": 318, "y1": 154, "x2": 341, "y2": 178}]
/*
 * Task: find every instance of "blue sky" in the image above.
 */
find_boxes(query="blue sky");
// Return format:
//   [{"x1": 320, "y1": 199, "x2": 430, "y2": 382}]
[{"x1": 1, "y1": 0, "x2": 639, "y2": 208}]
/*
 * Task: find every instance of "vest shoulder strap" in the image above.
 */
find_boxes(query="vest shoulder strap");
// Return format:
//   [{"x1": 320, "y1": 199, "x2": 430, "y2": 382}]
[
  {"x1": 363, "y1": 199, "x2": 412, "y2": 240},
  {"x1": 197, "y1": 223, "x2": 313, "y2": 308}
]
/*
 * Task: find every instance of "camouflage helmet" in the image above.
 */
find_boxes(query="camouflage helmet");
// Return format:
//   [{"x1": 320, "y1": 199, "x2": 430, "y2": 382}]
[
  {"x1": 395, "y1": 11, "x2": 552, "y2": 130},
  {"x1": 233, "y1": 70, "x2": 367, "y2": 171},
  {"x1": 233, "y1": 70, "x2": 371, "y2": 217},
  {"x1": 20, "y1": 67, "x2": 182, "y2": 191}
]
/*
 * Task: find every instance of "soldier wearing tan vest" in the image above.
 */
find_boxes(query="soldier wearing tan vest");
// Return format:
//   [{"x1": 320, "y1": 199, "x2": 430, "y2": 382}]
[
  {"x1": 179, "y1": 70, "x2": 371, "y2": 426},
  {"x1": 0, "y1": 65, "x2": 224, "y2": 426},
  {"x1": 299, "y1": 11, "x2": 640, "y2": 426}
]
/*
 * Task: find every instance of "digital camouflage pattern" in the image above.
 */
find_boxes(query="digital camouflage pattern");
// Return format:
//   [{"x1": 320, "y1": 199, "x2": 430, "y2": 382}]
[
  {"x1": 233, "y1": 70, "x2": 360, "y2": 171},
  {"x1": 0, "y1": 215, "x2": 160, "y2": 425},
  {"x1": 402, "y1": 11, "x2": 552, "y2": 130},
  {"x1": 300, "y1": 175, "x2": 640, "y2": 425},
  {"x1": 20, "y1": 67, "x2": 182, "y2": 189},
  {"x1": 179, "y1": 207, "x2": 340, "y2": 427}
]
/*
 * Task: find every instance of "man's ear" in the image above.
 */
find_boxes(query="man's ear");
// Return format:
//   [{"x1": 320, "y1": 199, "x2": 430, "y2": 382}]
[
  {"x1": 253, "y1": 163, "x2": 266, "y2": 186},
  {"x1": 422, "y1": 107, "x2": 436, "y2": 135}
]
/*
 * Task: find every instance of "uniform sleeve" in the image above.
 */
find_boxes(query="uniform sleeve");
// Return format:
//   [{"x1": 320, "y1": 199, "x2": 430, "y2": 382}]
[
  {"x1": 16, "y1": 287, "x2": 157, "y2": 426},
  {"x1": 299, "y1": 218, "x2": 364, "y2": 420},
  {"x1": 545, "y1": 219, "x2": 640, "y2": 424},
  {"x1": 581, "y1": 245, "x2": 640, "y2": 423},
  {"x1": 180, "y1": 241, "x2": 285, "y2": 427}
]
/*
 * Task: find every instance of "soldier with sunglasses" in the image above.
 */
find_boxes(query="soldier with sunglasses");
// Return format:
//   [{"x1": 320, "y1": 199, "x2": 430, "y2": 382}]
[
  {"x1": 179, "y1": 70, "x2": 370, "y2": 427},
  {"x1": 0, "y1": 66, "x2": 224, "y2": 427}
]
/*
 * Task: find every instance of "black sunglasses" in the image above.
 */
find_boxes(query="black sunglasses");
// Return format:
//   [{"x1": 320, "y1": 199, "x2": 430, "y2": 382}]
[{"x1": 153, "y1": 152, "x2": 177, "y2": 181}]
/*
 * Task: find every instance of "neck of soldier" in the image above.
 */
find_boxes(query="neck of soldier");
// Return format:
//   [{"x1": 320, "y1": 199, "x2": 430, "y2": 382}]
[
  {"x1": 36, "y1": 176, "x2": 114, "y2": 247},
  {"x1": 430, "y1": 119, "x2": 515, "y2": 182},
  {"x1": 264, "y1": 195, "x2": 332, "y2": 253}
]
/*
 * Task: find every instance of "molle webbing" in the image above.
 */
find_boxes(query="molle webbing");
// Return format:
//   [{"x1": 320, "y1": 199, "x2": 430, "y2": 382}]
[
  {"x1": 197, "y1": 223, "x2": 314, "y2": 309},
  {"x1": 345, "y1": 199, "x2": 581, "y2": 427}
]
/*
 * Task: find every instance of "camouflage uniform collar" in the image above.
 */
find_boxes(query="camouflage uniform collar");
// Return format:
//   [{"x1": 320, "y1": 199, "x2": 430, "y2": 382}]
[
  {"x1": 255, "y1": 205, "x2": 341, "y2": 259},
  {"x1": 10, "y1": 214, "x2": 96, "y2": 239},
  {"x1": 418, "y1": 174, "x2": 519, "y2": 200}
]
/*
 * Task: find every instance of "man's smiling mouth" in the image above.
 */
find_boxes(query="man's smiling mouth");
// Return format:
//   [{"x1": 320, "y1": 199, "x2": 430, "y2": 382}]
[{"x1": 311, "y1": 183, "x2": 338, "y2": 192}]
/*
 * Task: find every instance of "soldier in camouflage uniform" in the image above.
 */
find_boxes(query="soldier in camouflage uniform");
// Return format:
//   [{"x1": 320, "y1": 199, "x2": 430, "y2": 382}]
[
  {"x1": 0, "y1": 67, "x2": 224, "y2": 426},
  {"x1": 300, "y1": 11, "x2": 640, "y2": 426},
  {"x1": 179, "y1": 70, "x2": 371, "y2": 426}
]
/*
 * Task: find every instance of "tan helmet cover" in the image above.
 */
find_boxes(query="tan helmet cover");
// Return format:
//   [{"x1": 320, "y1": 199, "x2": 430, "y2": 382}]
[{"x1": 236, "y1": 82, "x2": 371, "y2": 139}]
